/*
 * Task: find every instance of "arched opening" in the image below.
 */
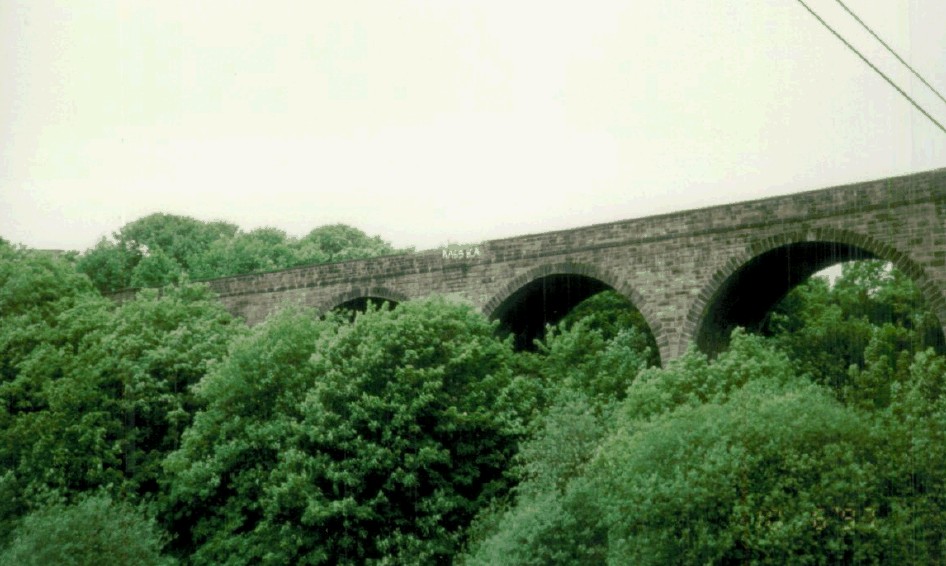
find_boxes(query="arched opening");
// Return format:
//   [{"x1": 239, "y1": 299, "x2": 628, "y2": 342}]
[
  {"x1": 330, "y1": 296, "x2": 397, "y2": 320},
  {"x1": 493, "y1": 274, "x2": 607, "y2": 350},
  {"x1": 491, "y1": 272, "x2": 657, "y2": 358},
  {"x1": 323, "y1": 287, "x2": 406, "y2": 321},
  {"x1": 695, "y1": 240, "x2": 945, "y2": 357},
  {"x1": 697, "y1": 242, "x2": 874, "y2": 355}
]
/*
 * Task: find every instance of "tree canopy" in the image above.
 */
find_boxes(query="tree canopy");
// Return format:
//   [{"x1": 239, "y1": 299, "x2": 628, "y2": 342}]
[
  {"x1": 0, "y1": 245, "x2": 243, "y2": 550},
  {"x1": 461, "y1": 263, "x2": 946, "y2": 564},
  {"x1": 0, "y1": 494, "x2": 174, "y2": 566},
  {"x1": 2, "y1": 229, "x2": 945, "y2": 564},
  {"x1": 163, "y1": 299, "x2": 531, "y2": 564},
  {"x1": 76, "y1": 214, "x2": 408, "y2": 293}
]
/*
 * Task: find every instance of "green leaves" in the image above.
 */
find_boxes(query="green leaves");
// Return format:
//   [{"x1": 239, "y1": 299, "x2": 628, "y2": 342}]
[
  {"x1": 765, "y1": 260, "x2": 943, "y2": 398},
  {"x1": 6, "y1": 238, "x2": 946, "y2": 564},
  {"x1": 76, "y1": 213, "x2": 237, "y2": 293},
  {"x1": 465, "y1": 260, "x2": 946, "y2": 564},
  {"x1": 461, "y1": 292, "x2": 661, "y2": 565},
  {"x1": 599, "y1": 377, "x2": 881, "y2": 565},
  {"x1": 130, "y1": 249, "x2": 183, "y2": 288},
  {"x1": 0, "y1": 494, "x2": 175, "y2": 566},
  {"x1": 76, "y1": 214, "x2": 405, "y2": 293},
  {"x1": 189, "y1": 227, "x2": 301, "y2": 280},
  {"x1": 299, "y1": 224, "x2": 403, "y2": 263},
  {"x1": 0, "y1": 245, "x2": 243, "y2": 549},
  {"x1": 164, "y1": 299, "x2": 526, "y2": 564}
]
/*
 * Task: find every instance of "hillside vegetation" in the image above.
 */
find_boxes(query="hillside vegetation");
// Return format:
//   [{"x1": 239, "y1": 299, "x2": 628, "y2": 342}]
[
  {"x1": 1, "y1": 220, "x2": 944, "y2": 564},
  {"x1": 76, "y1": 214, "x2": 409, "y2": 293}
]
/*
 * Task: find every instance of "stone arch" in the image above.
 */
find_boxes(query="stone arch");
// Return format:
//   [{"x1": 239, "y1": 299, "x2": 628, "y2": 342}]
[
  {"x1": 686, "y1": 227, "x2": 946, "y2": 355},
  {"x1": 322, "y1": 286, "x2": 409, "y2": 313},
  {"x1": 484, "y1": 261, "x2": 661, "y2": 353}
]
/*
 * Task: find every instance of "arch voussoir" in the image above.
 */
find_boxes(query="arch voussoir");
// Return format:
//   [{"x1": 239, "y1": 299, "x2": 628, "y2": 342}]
[
  {"x1": 322, "y1": 286, "x2": 408, "y2": 313},
  {"x1": 684, "y1": 227, "x2": 946, "y2": 356},
  {"x1": 483, "y1": 260, "x2": 662, "y2": 355}
]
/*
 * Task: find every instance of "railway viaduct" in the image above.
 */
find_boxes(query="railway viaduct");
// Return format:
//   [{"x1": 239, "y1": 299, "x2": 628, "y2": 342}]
[{"x1": 168, "y1": 168, "x2": 946, "y2": 363}]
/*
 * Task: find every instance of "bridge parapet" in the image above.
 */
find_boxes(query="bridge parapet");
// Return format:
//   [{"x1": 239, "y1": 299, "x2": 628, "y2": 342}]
[{"x1": 114, "y1": 168, "x2": 946, "y2": 363}]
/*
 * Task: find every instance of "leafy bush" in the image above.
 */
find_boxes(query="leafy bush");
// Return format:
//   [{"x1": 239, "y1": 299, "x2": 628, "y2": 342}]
[
  {"x1": 0, "y1": 494, "x2": 174, "y2": 566},
  {"x1": 0, "y1": 245, "x2": 243, "y2": 539},
  {"x1": 163, "y1": 299, "x2": 529, "y2": 564},
  {"x1": 463, "y1": 331, "x2": 939, "y2": 564},
  {"x1": 76, "y1": 214, "x2": 406, "y2": 292},
  {"x1": 599, "y1": 379, "x2": 883, "y2": 565}
]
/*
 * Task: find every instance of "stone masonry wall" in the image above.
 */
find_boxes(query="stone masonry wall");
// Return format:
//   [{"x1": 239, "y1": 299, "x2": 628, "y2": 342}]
[{"x1": 199, "y1": 168, "x2": 946, "y2": 362}]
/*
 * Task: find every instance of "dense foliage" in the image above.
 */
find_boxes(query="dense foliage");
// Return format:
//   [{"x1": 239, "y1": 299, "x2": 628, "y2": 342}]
[
  {"x1": 77, "y1": 214, "x2": 407, "y2": 292},
  {"x1": 163, "y1": 300, "x2": 532, "y2": 564},
  {"x1": 461, "y1": 262, "x2": 946, "y2": 564},
  {"x1": 0, "y1": 493, "x2": 174, "y2": 566},
  {"x1": 763, "y1": 259, "x2": 945, "y2": 398},
  {"x1": 2, "y1": 224, "x2": 945, "y2": 564},
  {"x1": 0, "y1": 244, "x2": 243, "y2": 551}
]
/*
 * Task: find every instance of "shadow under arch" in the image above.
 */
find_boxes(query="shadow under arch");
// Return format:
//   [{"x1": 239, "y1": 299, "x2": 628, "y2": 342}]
[
  {"x1": 688, "y1": 228, "x2": 946, "y2": 356},
  {"x1": 484, "y1": 261, "x2": 660, "y2": 355},
  {"x1": 322, "y1": 286, "x2": 408, "y2": 316}
]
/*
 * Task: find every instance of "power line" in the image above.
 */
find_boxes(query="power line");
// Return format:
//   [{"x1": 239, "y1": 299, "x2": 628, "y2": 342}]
[
  {"x1": 833, "y1": 0, "x2": 946, "y2": 108},
  {"x1": 794, "y1": 0, "x2": 946, "y2": 136}
]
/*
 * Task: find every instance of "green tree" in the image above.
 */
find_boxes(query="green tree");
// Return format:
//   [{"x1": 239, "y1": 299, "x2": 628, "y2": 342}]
[
  {"x1": 0, "y1": 494, "x2": 174, "y2": 566},
  {"x1": 865, "y1": 349, "x2": 946, "y2": 562},
  {"x1": 163, "y1": 299, "x2": 528, "y2": 564},
  {"x1": 130, "y1": 248, "x2": 184, "y2": 288},
  {"x1": 526, "y1": 321, "x2": 655, "y2": 407},
  {"x1": 0, "y1": 245, "x2": 242, "y2": 541},
  {"x1": 189, "y1": 227, "x2": 300, "y2": 280},
  {"x1": 599, "y1": 379, "x2": 884, "y2": 564},
  {"x1": 77, "y1": 215, "x2": 406, "y2": 292},
  {"x1": 559, "y1": 290, "x2": 659, "y2": 353},
  {"x1": 0, "y1": 246, "x2": 114, "y2": 536},
  {"x1": 161, "y1": 307, "x2": 327, "y2": 562},
  {"x1": 460, "y1": 386, "x2": 610, "y2": 566},
  {"x1": 0, "y1": 244, "x2": 104, "y2": 455},
  {"x1": 297, "y1": 223, "x2": 403, "y2": 263},
  {"x1": 460, "y1": 291, "x2": 660, "y2": 565},
  {"x1": 90, "y1": 285, "x2": 245, "y2": 495},
  {"x1": 118, "y1": 214, "x2": 239, "y2": 272},
  {"x1": 463, "y1": 332, "x2": 921, "y2": 564},
  {"x1": 509, "y1": 290, "x2": 659, "y2": 422},
  {"x1": 75, "y1": 236, "x2": 141, "y2": 293},
  {"x1": 77, "y1": 214, "x2": 239, "y2": 292},
  {"x1": 765, "y1": 260, "x2": 943, "y2": 397},
  {"x1": 0, "y1": 244, "x2": 96, "y2": 322}
]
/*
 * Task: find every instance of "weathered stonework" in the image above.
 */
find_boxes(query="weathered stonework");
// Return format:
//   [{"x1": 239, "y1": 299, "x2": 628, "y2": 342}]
[{"x1": 181, "y1": 168, "x2": 946, "y2": 362}]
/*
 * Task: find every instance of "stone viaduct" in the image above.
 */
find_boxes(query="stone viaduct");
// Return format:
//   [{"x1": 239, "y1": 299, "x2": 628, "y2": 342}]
[{"x1": 179, "y1": 168, "x2": 946, "y2": 363}]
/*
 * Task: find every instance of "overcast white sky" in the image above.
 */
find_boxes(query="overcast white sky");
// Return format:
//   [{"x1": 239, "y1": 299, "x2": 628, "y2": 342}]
[{"x1": 2, "y1": 0, "x2": 945, "y2": 252}]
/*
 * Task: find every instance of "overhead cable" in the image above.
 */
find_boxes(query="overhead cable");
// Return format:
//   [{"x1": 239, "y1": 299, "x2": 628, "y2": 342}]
[
  {"x1": 794, "y1": 0, "x2": 946, "y2": 136},
  {"x1": 833, "y1": 0, "x2": 946, "y2": 107}
]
